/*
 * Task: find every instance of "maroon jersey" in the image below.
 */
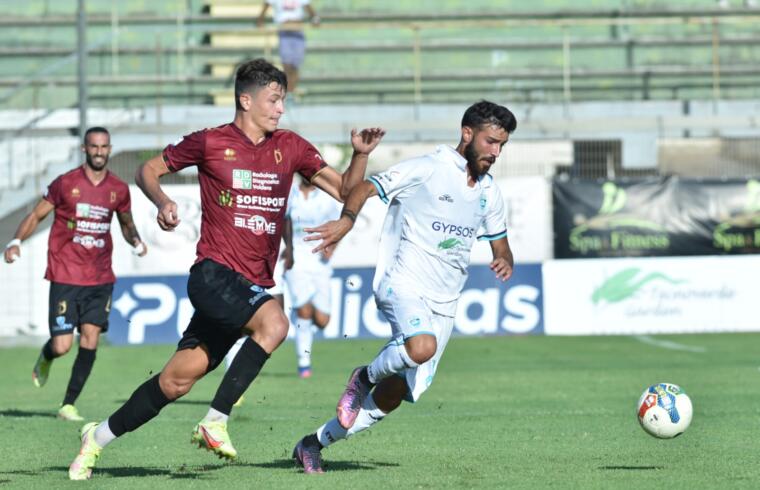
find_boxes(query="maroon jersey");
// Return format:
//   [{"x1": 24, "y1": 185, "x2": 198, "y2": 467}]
[
  {"x1": 163, "y1": 123, "x2": 327, "y2": 286},
  {"x1": 43, "y1": 167, "x2": 131, "y2": 286}
]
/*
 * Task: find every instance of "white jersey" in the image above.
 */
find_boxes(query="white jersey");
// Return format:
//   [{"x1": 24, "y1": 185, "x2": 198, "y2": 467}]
[
  {"x1": 266, "y1": 0, "x2": 311, "y2": 24},
  {"x1": 369, "y1": 145, "x2": 508, "y2": 306},
  {"x1": 287, "y1": 183, "x2": 341, "y2": 273}
]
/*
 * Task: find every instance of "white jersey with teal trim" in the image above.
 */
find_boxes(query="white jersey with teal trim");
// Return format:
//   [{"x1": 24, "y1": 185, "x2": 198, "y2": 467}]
[
  {"x1": 369, "y1": 145, "x2": 508, "y2": 305},
  {"x1": 287, "y1": 184, "x2": 341, "y2": 273}
]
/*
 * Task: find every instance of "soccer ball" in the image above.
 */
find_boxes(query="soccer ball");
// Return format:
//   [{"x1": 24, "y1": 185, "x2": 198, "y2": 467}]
[{"x1": 637, "y1": 383, "x2": 692, "y2": 439}]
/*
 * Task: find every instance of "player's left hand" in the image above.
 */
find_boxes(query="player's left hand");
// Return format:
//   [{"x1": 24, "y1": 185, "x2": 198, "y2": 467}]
[
  {"x1": 303, "y1": 216, "x2": 354, "y2": 254},
  {"x1": 490, "y1": 257, "x2": 513, "y2": 282},
  {"x1": 132, "y1": 239, "x2": 148, "y2": 257},
  {"x1": 350, "y1": 127, "x2": 386, "y2": 155}
]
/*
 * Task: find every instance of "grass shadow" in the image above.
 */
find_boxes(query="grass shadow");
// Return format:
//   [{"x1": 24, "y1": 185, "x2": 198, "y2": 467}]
[
  {"x1": 599, "y1": 465, "x2": 664, "y2": 470},
  {"x1": 253, "y1": 458, "x2": 400, "y2": 472},
  {"x1": 0, "y1": 409, "x2": 56, "y2": 419},
  {"x1": 40, "y1": 464, "x2": 225, "y2": 479}
]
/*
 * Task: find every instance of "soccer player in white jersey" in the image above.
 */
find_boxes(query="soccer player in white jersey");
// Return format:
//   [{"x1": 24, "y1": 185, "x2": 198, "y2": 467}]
[
  {"x1": 291, "y1": 100, "x2": 516, "y2": 473},
  {"x1": 285, "y1": 177, "x2": 341, "y2": 378}
]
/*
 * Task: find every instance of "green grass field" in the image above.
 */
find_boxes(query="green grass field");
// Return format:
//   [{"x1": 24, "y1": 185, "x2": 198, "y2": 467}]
[{"x1": 1, "y1": 333, "x2": 759, "y2": 489}]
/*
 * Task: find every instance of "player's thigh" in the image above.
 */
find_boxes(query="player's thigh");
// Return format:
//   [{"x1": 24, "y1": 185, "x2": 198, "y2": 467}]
[
  {"x1": 160, "y1": 346, "x2": 211, "y2": 398},
  {"x1": 244, "y1": 299, "x2": 289, "y2": 353},
  {"x1": 375, "y1": 280, "x2": 435, "y2": 340}
]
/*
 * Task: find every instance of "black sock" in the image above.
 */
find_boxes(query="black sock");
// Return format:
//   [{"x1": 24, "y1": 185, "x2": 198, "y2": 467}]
[
  {"x1": 62, "y1": 347, "x2": 96, "y2": 405},
  {"x1": 108, "y1": 374, "x2": 171, "y2": 437},
  {"x1": 304, "y1": 433, "x2": 323, "y2": 450},
  {"x1": 42, "y1": 339, "x2": 56, "y2": 361},
  {"x1": 210, "y1": 338, "x2": 269, "y2": 416}
]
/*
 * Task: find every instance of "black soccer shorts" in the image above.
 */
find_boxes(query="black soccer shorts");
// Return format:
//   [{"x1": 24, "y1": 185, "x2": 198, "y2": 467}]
[
  {"x1": 177, "y1": 259, "x2": 274, "y2": 371},
  {"x1": 48, "y1": 282, "x2": 113, "y2": 337}
]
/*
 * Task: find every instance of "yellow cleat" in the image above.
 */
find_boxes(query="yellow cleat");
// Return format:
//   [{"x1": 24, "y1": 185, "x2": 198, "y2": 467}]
[
  {"x1": 32, "y1": 352, "x2": 51, "y2": 388},
  {"x1": 191, "y1": 420, "x2": 238, "y2": 460},
  {"x1": 233, "y1": 395, "x2": 244, "y2": 408},
  {"x1": 69, "y1": 422, "x2": 102, "y2": 480},
  {"x1": 58, "y1": 404, "x2": 85, "y2": 422}
]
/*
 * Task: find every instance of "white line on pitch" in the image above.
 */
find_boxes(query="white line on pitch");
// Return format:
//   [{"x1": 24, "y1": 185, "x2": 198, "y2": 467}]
[{"x1": 632, "y1": 335, "x2": 706, "y2": 353}]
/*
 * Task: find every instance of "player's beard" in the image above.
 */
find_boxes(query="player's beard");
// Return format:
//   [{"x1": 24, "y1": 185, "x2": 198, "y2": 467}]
[
  {"x1": 85, "y1": 153, "x2": 109, "y2": 171},
  {"x1": 464, "y1": 140, "x2": 491, "y2": 178}
]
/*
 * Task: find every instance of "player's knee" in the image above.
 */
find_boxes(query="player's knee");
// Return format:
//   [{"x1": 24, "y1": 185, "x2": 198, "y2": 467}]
[
  {"x1": 405, "y1": 335, "x2": 437, "y2": 365},
  {"x1": 158, "y1": 374, "x2": 195, "y2": 400},
  {"x1": 313, "y1": 312, "x2": 330, "y2": 329},
  {"x1": 51, "y1": 339, "x2": 72, "y2": 356},
  {"x1": 373, "y1": 376, "x2": 407, "y2": 413}
]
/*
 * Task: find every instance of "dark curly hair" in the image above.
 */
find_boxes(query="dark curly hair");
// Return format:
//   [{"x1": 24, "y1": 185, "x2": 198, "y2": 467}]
[
  {"x1": 461, "y1": 100, "x2": 517, "y2": 133},
  {"x1": 234, "y1": 58, "x2": 288, "y2": 110}
]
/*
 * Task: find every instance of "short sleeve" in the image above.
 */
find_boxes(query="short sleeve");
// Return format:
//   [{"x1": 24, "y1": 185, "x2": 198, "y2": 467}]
[
  {"x1": 477, "y1": 183, "x2": 508, "y2": 241},
  {"x1": 162, "y1": 129, "x2": 206, "y2": 172},
  {"x1": 368, "y1": 157, "x2": 434, "y2": 204},
  {"x1": 43, "y1": 176, "x2": 63, "y2": 206},
  {"x1": 117, "y1": 185, "x2": 132, "y2": 214},
  {"x1": 296, "y1": 137, "x2": 327, "y2": 182}
]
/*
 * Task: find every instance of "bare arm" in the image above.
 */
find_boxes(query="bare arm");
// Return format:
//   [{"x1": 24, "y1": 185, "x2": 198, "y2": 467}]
[
  {"x1": 256, "y1": 3, "x2": 270, "y2": 27},
  {"x1": 117, "y1": 211, "x2": 148, "y2": 256},
  {"x1": 305, "y1": 4, "x2": 320, "y2": 25},
  {"x1": 489, "y1": 236, "x2": 514, "y2": 282},
  {"x1": 4, "y1": 198, "x2": 54, "y2": 263},
  {"x1": 282, "y1": 216, "x2": 294, "y2": 270},
  {"x1": 311, "y1": 127, "x2": 385, "y2": 202},
  {"x1": 135, "y1": 154, "x2": 180, "y2": 231},
  {"x1": 304, "y1": 180, "x2": 379, "y2": 254}
]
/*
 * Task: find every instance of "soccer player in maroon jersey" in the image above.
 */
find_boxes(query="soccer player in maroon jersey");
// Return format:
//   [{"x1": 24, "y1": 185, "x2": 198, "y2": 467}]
[
  {"x1": 68, "y1": 58, "x2": 385, "y2": 480},
  {"x1": 3, "y1": 127, "x2": 147, "y2": 422}
]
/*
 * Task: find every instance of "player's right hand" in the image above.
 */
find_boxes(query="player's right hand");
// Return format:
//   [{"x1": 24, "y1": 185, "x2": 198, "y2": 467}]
[
  {"x1": 303, "y1": 216, "x2": 354, "y2": 254},
  {"x1": 3, "y1": 245, "x2": 20, "y2": 264},
  {"x1": 157, "y1": 200, "x2": 180, "y2": 231}
]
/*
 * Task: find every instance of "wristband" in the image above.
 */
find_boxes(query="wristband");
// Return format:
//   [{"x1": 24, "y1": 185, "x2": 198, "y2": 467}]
[
  {"x1": 341, "y1": 209, "x2": 357, "y2": 223},
  {"x1": 132, "y1": 242, "x2": 146, "y2": 256},
  {"x1": 5, "y1": 238, "x2": 21, "y2": 249}
]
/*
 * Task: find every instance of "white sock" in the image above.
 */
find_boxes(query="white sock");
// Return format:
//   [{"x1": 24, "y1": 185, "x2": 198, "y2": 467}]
[
  {"x1": 294, "y1": 317, "x2": 314, "y2": 368},
  {"x1": 366, "y1": 341, "x2": 418, "y2": 384},
  {"x1": 316, "y1": 393, "x2": 387, "y2": 447},
  {"x1": 203, "y1": 407, "x2": 229, "y2": 423},
  {"x1": 224, "y1": 337, "x2": 246, "y2": 370},
  {"x1": 94, "y1": 419, "x2": 117, "y2": 447}
]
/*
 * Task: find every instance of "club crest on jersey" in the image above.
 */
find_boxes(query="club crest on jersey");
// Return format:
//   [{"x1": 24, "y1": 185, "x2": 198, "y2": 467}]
[
  {"x1": 232, "y1": 169, "x2": 252, "y2": 189},
  {"x1": 480, "y1": 196, "x2": 487, "y2": 210},
  {"x1": 274, "y1": 149, "x2": 283, "y2": 165},
  {"x1": 224, "y1": 148, "x2": 237, "y2": 161},
  {"x1": 110, "y1": 191, "x2": 117, "y2": 203},
  {"x1": 71, "y1": 188, "x2": 80, "y2": 198}
]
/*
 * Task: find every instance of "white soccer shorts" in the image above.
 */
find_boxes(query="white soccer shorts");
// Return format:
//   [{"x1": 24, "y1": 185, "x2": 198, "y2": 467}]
[
  {"x1": 374, "y1": 279, "x2": 455, "y2": 403},
  {"x1": 284, "y1": 267, "x2": 332, "y2": 314}
]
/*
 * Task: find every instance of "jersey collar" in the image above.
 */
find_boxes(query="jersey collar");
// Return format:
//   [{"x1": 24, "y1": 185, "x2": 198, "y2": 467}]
[{"x1": 436, "y1": 145, "x2": 489, "y2": 185}]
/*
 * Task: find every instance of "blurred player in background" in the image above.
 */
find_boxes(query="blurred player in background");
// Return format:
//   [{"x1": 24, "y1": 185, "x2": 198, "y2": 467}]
[
  {"x1": 67, "y1": 58, "x2": 384, "y2": 480},
  {"x1": 285, "y1": 176, "x2": 341, "y2": 378},
  {"x1": 291, "y1": 101, "x2": 516, "y2": 473},
  {"x1": 3, "y1": 127, "x2": 147, "y2": 422},
  {"x1": 256, "y1": 0, "x2": 320, "y2": 95}
]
